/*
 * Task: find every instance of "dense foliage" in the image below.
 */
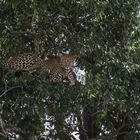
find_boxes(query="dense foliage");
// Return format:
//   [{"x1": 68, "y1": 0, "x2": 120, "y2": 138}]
[{"x1": 0, "y1": 0, "x2": 140, "y2": 140}]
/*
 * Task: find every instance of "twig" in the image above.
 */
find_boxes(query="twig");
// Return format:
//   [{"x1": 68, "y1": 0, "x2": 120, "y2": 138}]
[
  {"x1": 0, "y1": 132, "x2": 7, "y2": 138},
  {"x1": 5, "y1": 26, "x2": 34, "y2": 37},
  {"x1": 0, "y1": 86, "x2": 22, "y2": 98},
  {"x1": 0, "y1": 115, "x2": 5, "y2": 134}
]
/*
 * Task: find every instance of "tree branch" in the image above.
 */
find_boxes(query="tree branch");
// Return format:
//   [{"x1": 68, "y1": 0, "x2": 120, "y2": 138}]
[{"x1": 0, "y1": 86, "x2": 22, "y2": 98}]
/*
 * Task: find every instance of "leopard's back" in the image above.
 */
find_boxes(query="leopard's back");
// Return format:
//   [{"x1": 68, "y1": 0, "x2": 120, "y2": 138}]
[{"x1": 6, "y1": 53, "x2": 38, "y2": 71}]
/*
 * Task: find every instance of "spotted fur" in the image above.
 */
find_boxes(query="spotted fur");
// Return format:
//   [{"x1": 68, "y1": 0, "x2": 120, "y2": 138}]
[
  {"x1": 6, "y1": 53, "x2": 77, "y2": 85},
  {"x1": 6, "y1": 53, "x2": 40, "y2": 72},
  {"x1": 42, "y1": 55, "x2": 77, "y2": 85}
]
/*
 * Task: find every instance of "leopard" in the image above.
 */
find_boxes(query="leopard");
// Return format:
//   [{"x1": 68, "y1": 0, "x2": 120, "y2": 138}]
[
  {"x1": 5, "y1": 53, "x2": 77, "y2": 85},
  {"x1": 55, "y1": 53, "x2": 77, "y2": 85},
  {"x1": 40, "y1": 54, "x2": 77, "y2": 85}
]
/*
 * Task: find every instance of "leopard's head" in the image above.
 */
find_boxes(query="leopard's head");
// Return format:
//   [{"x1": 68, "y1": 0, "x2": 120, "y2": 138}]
[{"x1": 57, "y1": 53, "x2": 77, "y2": 70}]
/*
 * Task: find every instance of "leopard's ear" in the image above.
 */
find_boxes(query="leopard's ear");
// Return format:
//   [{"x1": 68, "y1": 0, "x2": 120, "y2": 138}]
[
  {"x1": 57, "y1": 53, "x2": 62, "y2": 56},
  {"x1": 72, "y1": 54, "x2": 78, "y2": 60}
]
